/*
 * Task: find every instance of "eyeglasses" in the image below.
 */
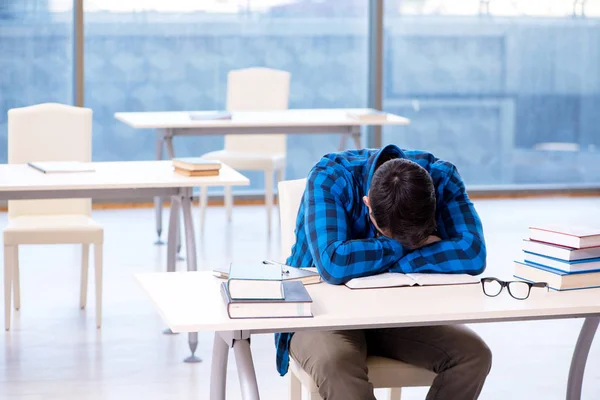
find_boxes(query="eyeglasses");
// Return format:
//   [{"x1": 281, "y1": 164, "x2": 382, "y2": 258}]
[{"x1": 480, "y1": 277, "x2": 548, "y2": 300}]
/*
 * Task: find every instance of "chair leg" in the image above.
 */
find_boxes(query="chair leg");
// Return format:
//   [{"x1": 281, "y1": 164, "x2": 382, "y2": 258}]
[
  {"x1": 4, "y1": 245, "x2": 14, "y2": 331},
  {"x1": 288, "y1": 372, "x2": 302, "y2": 400},
  {"x1": 389, "y1": 388, "x2": 402, "y2": 400},
  {"x1": 12, "y1": 246, "x2": 20, "y2": 311},
  {"x1": 265, "y1": 170, "x2": 274, "y2": 233},
  {"x1": 276, "y1": 167, "x2": 285, "y2": 223},
  {"x1": 199, "y1": 186, "x2": 208, "y2": 232},
  {"x1": 80, "y1": 244, "x2": 90, "y2": 310},
  {"x1": 224, "y1": 186, "x2": 233, "y2": 222},
  {"x1": 94, "y1": 243, "x2": 103, "y2": 329}
]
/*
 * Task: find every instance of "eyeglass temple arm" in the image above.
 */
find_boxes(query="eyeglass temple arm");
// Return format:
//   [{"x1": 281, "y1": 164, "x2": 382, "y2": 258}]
[{"x1": 531, "y1": 281, "x2": 549, "y2": 291}]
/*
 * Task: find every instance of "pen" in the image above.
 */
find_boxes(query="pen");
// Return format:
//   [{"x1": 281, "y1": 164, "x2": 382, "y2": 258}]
[{"x1": 262, "y1": 259, "x2": 290, "y2": 274}]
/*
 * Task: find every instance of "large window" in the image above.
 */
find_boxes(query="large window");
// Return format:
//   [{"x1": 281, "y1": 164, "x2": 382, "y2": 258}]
[
  {"x1": 383, "y1": 0, "x2": 600, "y2": 186},
  {"x1": 0, "y1": 0, "x2": 73, "y2": 162},
  {"x1": 84, "y1": 0, "x2": 369, "y2": 192},
  {"x1": 3, "y1": 0, "x2": 599, "y2": 189}
]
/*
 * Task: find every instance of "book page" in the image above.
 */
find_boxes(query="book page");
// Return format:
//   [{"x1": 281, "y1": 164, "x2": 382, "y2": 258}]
[
  {"x1": 345, "y1": 273, "x2": 416, "y2": 289},
  {"x1": 406, "y1": 273, "x2": 479, "y2": 286}
]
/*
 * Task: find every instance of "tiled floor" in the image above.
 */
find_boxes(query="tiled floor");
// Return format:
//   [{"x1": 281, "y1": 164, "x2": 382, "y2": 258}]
[{"x1": 0, "y1": 197, "x2": 599, "y2": 399}]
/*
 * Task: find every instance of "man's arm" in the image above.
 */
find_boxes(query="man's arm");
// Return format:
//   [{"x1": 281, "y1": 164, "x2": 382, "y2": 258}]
[
  {"x1": 390, "y1": 165, "x2": 486, "y2": 275},
  {"x1": 305, "y1": 166, "x2": 405, "y2": 285}
]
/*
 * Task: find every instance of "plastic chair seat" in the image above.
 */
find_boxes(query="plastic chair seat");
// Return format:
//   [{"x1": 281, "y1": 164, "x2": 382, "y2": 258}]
[{"x1": 4, "y1": 214, "x2": 103, "y2": 245}]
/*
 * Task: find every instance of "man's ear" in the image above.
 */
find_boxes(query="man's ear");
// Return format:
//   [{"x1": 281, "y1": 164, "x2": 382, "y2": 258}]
[{"x1": 362, "y1": 196, "x2": 370, "y2": 208}]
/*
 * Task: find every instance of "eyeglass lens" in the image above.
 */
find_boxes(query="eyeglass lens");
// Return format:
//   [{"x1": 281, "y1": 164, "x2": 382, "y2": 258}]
[
  {"x1": 482, "y1": 279, "x2": 503, "y2": 297},
  {"x1": 507, "y1": 281, "x2": 531, "y2": 300}
]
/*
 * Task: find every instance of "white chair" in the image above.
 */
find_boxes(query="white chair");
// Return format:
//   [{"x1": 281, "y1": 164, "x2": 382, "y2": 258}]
[
  {"x1": 278, "y1": 179, "x2": 436, "y2": 400},
  {"x1": 4, "y1": 103, "x2": 104, "y2": 330},
  {"x1": 199, "y1": 67, "x2": 290, "y2": 233}
]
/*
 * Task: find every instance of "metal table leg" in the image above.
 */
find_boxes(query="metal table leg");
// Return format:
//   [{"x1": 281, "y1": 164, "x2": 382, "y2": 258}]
[
  {"x1": 162, "y1": 195, "x2": 181, "y2": 335},
  {"x1": 351, "y1": 126, "x2": 362, "y2": 149},
  {"x1": 164, "y1": 133, "x2": 184, "y2": 260},
  {"x1": 210, "y1": 333, "x2": 230, "y2": 400},
  {"x1": 181, "y1": 187, "x2": 201, "y2": 363},
  {"x1": 566, "y1": 316, "x2": 599, "y2": 399},
  {"x1": 234, "y1": 338, "x2": 260, "y2": 400},
  {"x1": 154, "y1": 130, "x2": 166, "y2": 245}
]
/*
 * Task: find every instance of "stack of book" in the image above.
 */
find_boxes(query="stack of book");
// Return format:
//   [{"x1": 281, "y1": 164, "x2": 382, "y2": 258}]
[
  {"x1": 172, "y1": 158, "x2": 221, "y2": 177},
  {"x1": 514, "y1": 226, "x2": 600, "y2": 291},
  {"x1": 220, "y1": 262, "x2": 314, "y2": 319}
]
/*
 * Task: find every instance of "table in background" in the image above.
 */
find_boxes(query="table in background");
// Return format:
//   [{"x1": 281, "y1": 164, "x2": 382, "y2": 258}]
[
  {"x1": 137, "y1": 271, "x2": 600, "y2": 400},
  {"x1": 0, "y1": 161, "x2": 249, "y2": 362},
  {"x1": 114, "y1": 108, "x2": 410, "y2": 243}
]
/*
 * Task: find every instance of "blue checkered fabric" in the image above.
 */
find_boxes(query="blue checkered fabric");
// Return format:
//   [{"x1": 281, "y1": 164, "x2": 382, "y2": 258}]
[{"x1": 275, "y1": 144, "x2": 486, "y2": 376}]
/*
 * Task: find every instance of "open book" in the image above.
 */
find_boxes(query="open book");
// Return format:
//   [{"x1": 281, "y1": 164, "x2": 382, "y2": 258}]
[{"x1": 345, "y1": 272, "x2": 479, "y2": 290}]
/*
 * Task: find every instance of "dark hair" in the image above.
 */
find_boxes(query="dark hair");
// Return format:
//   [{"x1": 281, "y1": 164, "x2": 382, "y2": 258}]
[{"x1": 369, "y1": 158, "x2": 437, "y2": 248}]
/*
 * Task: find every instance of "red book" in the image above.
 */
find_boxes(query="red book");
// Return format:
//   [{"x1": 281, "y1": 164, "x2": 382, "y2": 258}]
[{"x1": 529, "y1": 226, "x2": 600, "y2": 249}]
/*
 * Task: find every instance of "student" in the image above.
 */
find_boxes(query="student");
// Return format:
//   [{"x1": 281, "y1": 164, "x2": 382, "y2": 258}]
[{"x1": 276, "y1": 144, "x2": 491, "y2": 400}]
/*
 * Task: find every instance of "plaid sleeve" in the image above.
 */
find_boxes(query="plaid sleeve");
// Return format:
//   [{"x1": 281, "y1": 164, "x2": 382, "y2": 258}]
[
  {"x1": 390, "y1": 164, "x2": 487, "y2": 275},
  {"x1": 305, "y1": 164, "x2": 405, "y2": 285}
]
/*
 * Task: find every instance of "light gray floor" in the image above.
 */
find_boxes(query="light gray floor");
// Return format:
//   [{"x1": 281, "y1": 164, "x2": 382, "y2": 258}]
[{"x1": 0, "y1": 197, "x2": 599, "y2": 399}]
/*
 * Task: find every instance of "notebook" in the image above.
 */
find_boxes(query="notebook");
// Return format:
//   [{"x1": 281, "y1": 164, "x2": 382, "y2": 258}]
[
  {"x1": 221, "y1": 281, "x2": 313, "y2": 319},
  {"x1": 213, "y1": 263, "x2": 321, "y2": 286},
  {"x1": 27, "y1": 161, "x2": 95, "y2": 174},
  {"x1": 227, "y1": 262, "x2": 284, "y2": 300},
  {"x1": 345, "y1": 272, "x2": 479, "y2": 290}
]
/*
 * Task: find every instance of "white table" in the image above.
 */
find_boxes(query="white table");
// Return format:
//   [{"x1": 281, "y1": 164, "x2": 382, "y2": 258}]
[
  {"x1": 137, "y1": 271, "x2": 600, "y2": 400},
  {"x1": 0, "y1": 161, "x2": 249, "y2": 362},
  {"x1": 114, "y1": 108, "x2": 411, "y2": 243}
]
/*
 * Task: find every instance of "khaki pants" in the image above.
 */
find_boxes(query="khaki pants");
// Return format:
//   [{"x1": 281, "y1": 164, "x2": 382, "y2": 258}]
[{"x1": 290, "y1": 325, "x2": 492, "y2": 400}]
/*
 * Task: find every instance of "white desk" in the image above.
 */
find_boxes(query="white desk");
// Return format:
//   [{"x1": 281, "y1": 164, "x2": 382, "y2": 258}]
[
  {"x1": 114, "y1": 108, "x2": 411, "y2": 243},
  {"x1": 137, "y1": 271, "x2": 600, "y2": 400},
  {"x1": 0, "y1": 161, "x2": 249, "y2": 362}
]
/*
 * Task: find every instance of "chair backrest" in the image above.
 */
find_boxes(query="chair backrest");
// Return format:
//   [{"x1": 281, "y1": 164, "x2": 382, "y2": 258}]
[
  {"x1": 7, "y1": 103, "x2": 93, "y2": 218},
  {"x1": 278, "y1": 178, "x2": 307, "y2": 262},
  {"x1": 225, "y1": 67, "x2": 290, "y2": 155}
]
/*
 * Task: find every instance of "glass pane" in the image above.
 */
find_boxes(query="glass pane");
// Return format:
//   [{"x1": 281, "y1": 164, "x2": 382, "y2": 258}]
[
  {"x1": 383, "y1": 0, "x2": 600, "y2": 187},
  {"x1": 85, "y1": 0, "x2": 369, "y2": 193},
  {"x1": 482, "y1": 279, "x2": 502, "y2": 296},
  {"x1": 0, "y1": 0, "x2": 73, "y2": 162},
  {"x1": 508, "y1": 281, "x2": 531, "y2": 299}
]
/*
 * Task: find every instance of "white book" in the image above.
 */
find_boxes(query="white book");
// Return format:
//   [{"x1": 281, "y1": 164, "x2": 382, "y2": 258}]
[
  {"x1": 345, "y1": 272, "x2": 479, "y2": 290},
  {"x1": 529, "y1": 225, "x2": 600, "y2": 249},
  {"x1": 522, "y1": 239, "x2": 600, "y2": 262},
  {"x1": 346, "y1": 110, "x2": 389, "y2": 121},
  {"x1": 27, "y1": 161, "x2": 95, "y2": 174}
]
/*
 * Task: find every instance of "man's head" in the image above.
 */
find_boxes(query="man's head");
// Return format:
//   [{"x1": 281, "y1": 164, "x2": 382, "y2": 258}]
[{"x1": 363, "y1": 158, "x2": 437, "y2": 249}]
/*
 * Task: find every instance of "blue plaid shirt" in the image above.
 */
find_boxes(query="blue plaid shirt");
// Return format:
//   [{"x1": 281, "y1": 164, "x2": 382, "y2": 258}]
[{"x1": 275, "y1": 144, "x2": 486, "y2": 376}]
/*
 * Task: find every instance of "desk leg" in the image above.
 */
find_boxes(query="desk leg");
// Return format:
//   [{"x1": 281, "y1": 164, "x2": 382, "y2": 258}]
[
  {"x1": 210, "y1": 333, "x2": 229, "y2": 400},
  {"x1": 351, "y1": 126, "x2": 362, "y2": 149},
  {"x1": 234, "y1": 338, "x2": 260, "y2": 400},
  {"x1": 162, "y1": 196, "x2": 181, "y2": 335},
  {"x1": 164, "y1": 133, "x2": 184, "y2": 260},
  {"x1": 566, "y1": 316, "x2": 599, "y2": 400},
  {"x1": 154, "y1": 130, "x2": 166, "y2": 245},
  {"x1": 182, "y1": 188, "x2": 202, "y2": 363}
]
